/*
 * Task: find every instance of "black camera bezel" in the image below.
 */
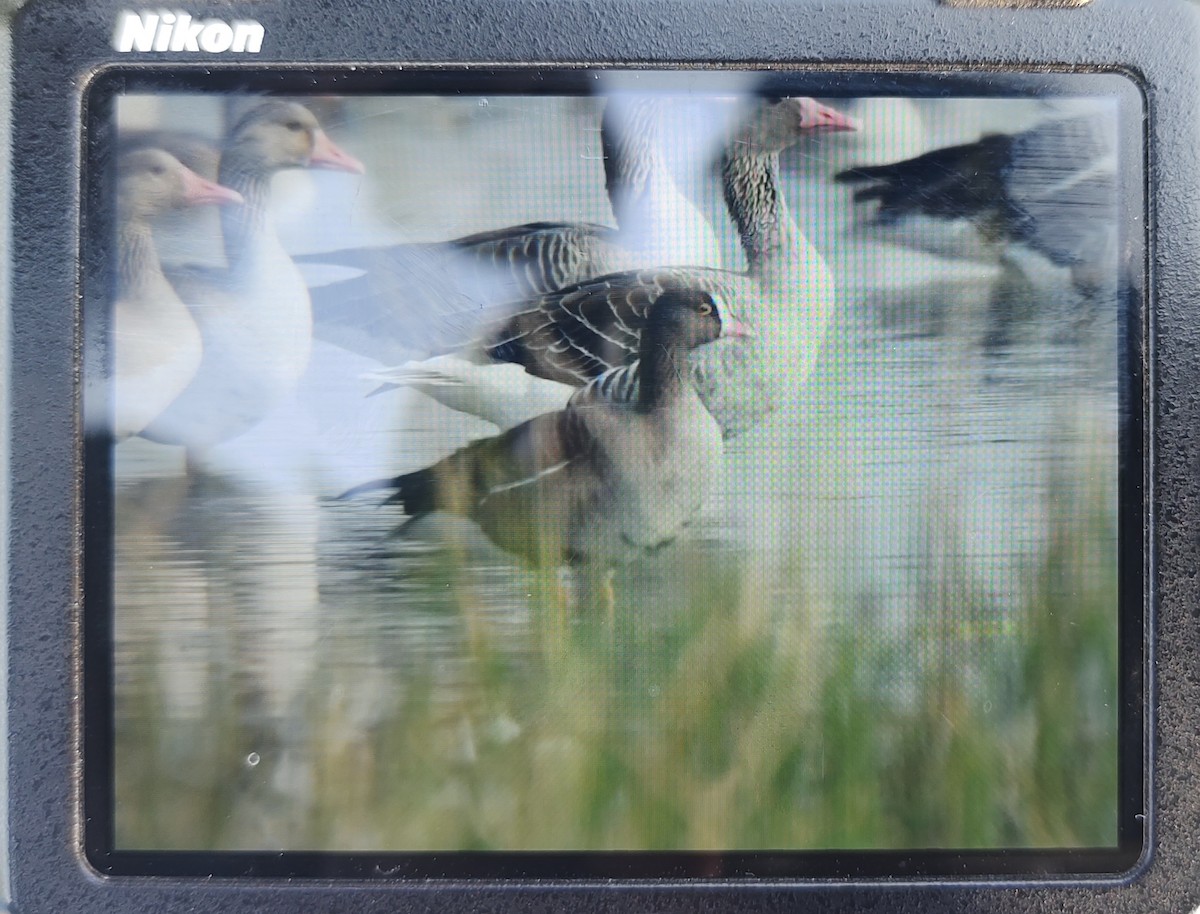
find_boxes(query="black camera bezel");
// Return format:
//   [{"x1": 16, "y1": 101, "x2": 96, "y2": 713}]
[{"x1": 10, "y1": 0, "x2": 1200, "y2": 910}]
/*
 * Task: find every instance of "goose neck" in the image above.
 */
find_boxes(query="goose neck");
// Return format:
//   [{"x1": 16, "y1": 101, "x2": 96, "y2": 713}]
[
  {"x1": 721, "y1": 150, "x2": 797, "y2": 282},
  {"x1": 603, "y1": 101, "x2": 670, "y2": 232},
  {"x1": 636, "y1": 330, "x2": 689, "y2": 413},
  {"x1": 217, "y1": 156, "x2": 276, "y2": 267},
  {"x1": 117, "y1": 216, "x2": 166, "y2": 299}
]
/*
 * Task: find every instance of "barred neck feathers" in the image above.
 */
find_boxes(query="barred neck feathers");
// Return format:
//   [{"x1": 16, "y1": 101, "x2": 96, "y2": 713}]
[
  {"x1": 216, "y1": 153, "x2": 278, "y2": 271},
  {"x1": 601, "y1": 97, "x2": 662, "y2": 222},
  {"x1": 719, "y1": 148, "x2": 797, "y2": 286},
  {"x1": 719, "y1": 96, "x2": 856, "y2": 294},
  {"x1": 117, "y1": 217, "x2": 168, "y2": 301},
  {"x1": 713, "y1": 98, "x2": 843, "y2": 394},
  {"x1": 602, "y1": 97, "x2": 722, "y2": 267}
]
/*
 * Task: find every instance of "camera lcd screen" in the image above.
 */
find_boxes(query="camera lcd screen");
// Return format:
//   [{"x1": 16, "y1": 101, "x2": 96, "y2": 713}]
[{"x1": 81, "y1": 70, "x2": 1144, "y2": 880}]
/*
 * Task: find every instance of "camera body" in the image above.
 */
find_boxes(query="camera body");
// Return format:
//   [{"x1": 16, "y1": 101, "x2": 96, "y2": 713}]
[{"x1": 7, "y1": 0, "x2": 1200, "y2": 910}]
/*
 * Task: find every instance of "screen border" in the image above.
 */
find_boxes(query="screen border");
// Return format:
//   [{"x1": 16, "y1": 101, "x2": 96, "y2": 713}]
[{"x1": 79, "y1": 65, "x2": 1146, "y2": 883}]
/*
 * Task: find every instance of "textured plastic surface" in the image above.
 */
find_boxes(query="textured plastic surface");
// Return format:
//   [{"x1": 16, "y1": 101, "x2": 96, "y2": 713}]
[{"x1": 8, "y1": 0, "x2": 1200, "y2": 910}]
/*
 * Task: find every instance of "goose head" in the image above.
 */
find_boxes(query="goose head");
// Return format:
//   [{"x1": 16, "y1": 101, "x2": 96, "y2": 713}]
[
  {"x1": 116, "y1": 147, "x2": 244, "y2": 221},
  {"x1": 223, "y1": 100, "x2": 365, "y2": 175},
  {"x1": 638, "y1": 288, "x2": 750, "y2": 408},
  {"x1": 644, "y1": 289, "x2": 750, "y2": 353},
  {"x1": 735, "y1": 97, "x2": 857, "y2": 156}
]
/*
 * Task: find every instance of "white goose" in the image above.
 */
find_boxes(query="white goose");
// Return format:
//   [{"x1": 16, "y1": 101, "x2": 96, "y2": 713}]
[
  {"x1": 140, "y1": 101, "x2": 364, "y2": 453},
  {"x1": 475, "y1": 96, "x2": 856, "y2": 436},
  {"x1": 109, "y1": 148, "x2": 243, "y2": 439},
  {"x1": 370, "y1": 96, "x2": 854, "y2": 432}
]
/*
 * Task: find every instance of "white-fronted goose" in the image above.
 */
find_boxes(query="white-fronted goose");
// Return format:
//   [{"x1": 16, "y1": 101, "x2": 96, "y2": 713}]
[
  {"x1": 474, "y1": 97, "x2": 856, "y2": 436},
  {"x1": 342, "y1": 289, "x2": 745, "y2": 608},
  {"x1": 140, "y1": 101, "x2": 365, "y2": 452},
  {"x1": 109, "y1": 148, "x2": 244, "y2": 439}
]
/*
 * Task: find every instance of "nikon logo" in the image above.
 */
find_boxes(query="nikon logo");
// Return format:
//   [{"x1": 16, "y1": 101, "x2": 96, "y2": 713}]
[{"x1": 113, "y1": 10, "x2": 265, "y2": 53}]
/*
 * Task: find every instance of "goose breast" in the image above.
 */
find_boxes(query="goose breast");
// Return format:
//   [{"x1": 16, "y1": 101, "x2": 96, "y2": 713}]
[
  {"x1": 109, "y1": 147, "x2": 243, "y2": 439},
  {"x1": 140, "y1": 101, "x2": 365, "y2": 452}
]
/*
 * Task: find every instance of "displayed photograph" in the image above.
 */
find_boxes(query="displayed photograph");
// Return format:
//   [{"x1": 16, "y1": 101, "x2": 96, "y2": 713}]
[{"x1": 87, "y1": 76, "x2": 1130, "y2": 867}]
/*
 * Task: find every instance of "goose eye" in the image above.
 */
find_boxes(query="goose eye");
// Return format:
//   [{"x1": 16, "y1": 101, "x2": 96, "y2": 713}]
[
  {"x1": 697, "y1": 301, "x2": 714, "y2": 316},
  {"x1": 285, "y1": 121, "x2": 305, "y2": 132}
]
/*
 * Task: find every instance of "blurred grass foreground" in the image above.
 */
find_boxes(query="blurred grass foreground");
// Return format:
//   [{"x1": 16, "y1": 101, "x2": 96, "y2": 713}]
[
  {"x1": 108, "y1": 92, "x2": 1121, "y2": 856},
  {"x1": 115, "y1": 471, "x2": 1118, "y2": 854}
]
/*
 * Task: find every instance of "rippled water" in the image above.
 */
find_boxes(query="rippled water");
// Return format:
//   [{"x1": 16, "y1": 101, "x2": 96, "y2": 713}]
[{"x1": 108, "y1": 95, "x2": 1121, "y2": 852}]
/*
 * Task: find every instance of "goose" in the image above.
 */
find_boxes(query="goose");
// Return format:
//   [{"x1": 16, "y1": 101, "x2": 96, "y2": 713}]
[
  {"x1": 834, "y1": 115, "x2": 1117, "y2": 296},
  {"x1": 108, "y1": 148, "x2": 244, "y2": 439},
  {"x1": 342, "y1": 288, "x2": 746, "y2": 610},
  {"x1": 467, "y1": 96, "x2": 856, "y2": 437},
  {"x1": 139, "y1": 101, "x2": 365, "y2": 452},
  {"x1": 301, "y1": 95, "x2": 729, "y2": 364},
  {"x1": 370, "y1": 96, "x2": 856, "y2": 434}
]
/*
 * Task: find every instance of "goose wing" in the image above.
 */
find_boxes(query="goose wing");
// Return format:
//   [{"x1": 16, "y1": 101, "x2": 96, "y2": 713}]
[
  {"x1": 301, "y1": 223, "x2": 628, "y2": 362},
  {"x1": 483, "y1": 267, "x2": 731, "y2": 386},
  {"x1": 362, "y1": 402, "x2": 597, "y2": 566},
  {"x1": 999, "y1": 116, "x2": 1117, "y2": 268},
  {"x1": 835, "y1": 134, "x2": 1013, "y2": 225},
  {"x1": 304, "y1": 241, "x2": 512, "y2": 363},
  {"x1": 450, "y1": 221, "x2": 627, "y2": 296}
]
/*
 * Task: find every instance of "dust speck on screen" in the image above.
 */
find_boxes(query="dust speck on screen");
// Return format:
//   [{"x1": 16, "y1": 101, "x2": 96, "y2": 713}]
[{"x1": 83, "y1": 74, "x2": 1138, "y2": 879}]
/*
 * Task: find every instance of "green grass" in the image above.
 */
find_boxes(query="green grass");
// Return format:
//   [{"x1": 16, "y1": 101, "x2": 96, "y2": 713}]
[{"x1": 113, "y1": 479, "x2": 1119, "y2": 853}]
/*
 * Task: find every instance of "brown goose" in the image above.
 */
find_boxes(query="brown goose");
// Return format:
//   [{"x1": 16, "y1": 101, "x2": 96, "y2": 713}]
[
  {"x1": 371, "y1": 97, "x2": 855, "y2": 434},
  {"x1": 476, "y1": 97, "x2": 856, "y2": 436},
  {"x1": 140, "y1": 101, "x2": 364, "y2": 452},
  {"x1": 342, "y1": 288, "x2": 746, "y2": 608},
  {"x1": 301, "y1": 96, "x2": 727, "y2": 363},
  {"x1": 109, "y1": 148, "x2": 243, "y2": 439}
]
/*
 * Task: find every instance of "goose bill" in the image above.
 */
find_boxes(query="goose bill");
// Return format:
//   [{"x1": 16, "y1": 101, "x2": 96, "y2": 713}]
[
  {"x1": 807, "y1": 101, "x2": 859, "y2": 133},
  {"x1": 722, "y1": 319, "x2": 754, "y2": 339},
  {"x1": 179, "y1": 168, "x2": 244, "y2": 207},
  {"x1": 309, "y1": 130, "x2": 367, "y2": 174}
]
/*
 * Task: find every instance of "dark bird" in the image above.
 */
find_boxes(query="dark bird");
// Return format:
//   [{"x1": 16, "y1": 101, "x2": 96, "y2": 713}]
[
  {"x1": 835, "y1": 115, "x2": 1118, "y2": 295},
  {"x1": 341, "y1": 288, "x2": 747, "y2": 610}
]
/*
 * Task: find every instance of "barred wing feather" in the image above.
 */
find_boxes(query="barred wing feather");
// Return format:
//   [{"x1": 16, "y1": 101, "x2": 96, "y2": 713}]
[{"x1": 484, "y1": 266, "x2": 742, "y2": 386}]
